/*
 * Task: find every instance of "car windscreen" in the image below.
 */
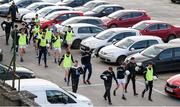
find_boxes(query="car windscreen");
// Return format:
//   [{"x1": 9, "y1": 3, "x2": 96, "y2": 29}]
[
  {"x1": 27, "y1": 4, "x2": 40, "y2": 10},
  {"x1": 114, "y1": 38, "x2": 135, "y2": 49},
  {"x1": 84, "y1": 2, "x2": 96, "y2": 8},
  {"x1": 92, "y1": 6, "x2": 104, "y2": 13},
  {"x1": 37, "y1": 8, "x2": 54, "y2": 16},
  {"x1": 45, "y1": 13, "x2": 59, "y2": 20},
  {"x1": 108, "y1": 11, "x2": 124, "y2": 19},
  {"x1": 63, "y1": 0, "x2": 73, "y2": 3},
  {"x1": 141, "y1": 46, "x2": 164, "y2": 58},
  {"x1": 95, "y1": 30, "x2": 116, "y2": 40},
  {"x1": 132, "y1": 22, "x2": 150, "y2": 30}
]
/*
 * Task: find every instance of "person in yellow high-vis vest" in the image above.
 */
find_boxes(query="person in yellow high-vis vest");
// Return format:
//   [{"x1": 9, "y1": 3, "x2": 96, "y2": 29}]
[
  {"x1": 142, "y1": 62, "x2": 158, "y2": 102},
  {"x1": 59, "y1": 50, "x2": 74, "y2": 84},
  {"x1": 65, "y1": 26, "x2": 74, "y2": 50},
  {"x1": 52, "y1": 32, "x2": 63, "y2": 63},
  {"x1": 18, "y1": 28, "x2": 28, "y2": 62},
  {"x1": 34, "y1": 14, "x2": 40, "y2": 23},
  {"x1": 38, "y1": 32, "x2": 48, "y2": 68},
  {"x1": 45, "y1": 25, "x2": 53, "y2": 56}
]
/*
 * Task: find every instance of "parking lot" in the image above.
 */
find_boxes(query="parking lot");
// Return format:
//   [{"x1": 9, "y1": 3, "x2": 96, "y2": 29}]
[{"x1": 0, "y1": 0, "x2": 180, "y2": 106}]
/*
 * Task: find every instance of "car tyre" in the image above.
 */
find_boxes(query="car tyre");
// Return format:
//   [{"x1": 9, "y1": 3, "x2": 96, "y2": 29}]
[
  {"x1": 110, "y1": 24, "x2": 118, "y2": 28},
  {"x1": 168, "y1": 34, "x2": 176, "y2": 41},
  {"x1": 116, "y1": 55, "x2": 126, "y2": 65},
  {"x1": 71, "y1": 39, "x2": 82, "y2": 49},
  {"x1": 171, "y1": 0, "x2": 176, "y2": 3}
]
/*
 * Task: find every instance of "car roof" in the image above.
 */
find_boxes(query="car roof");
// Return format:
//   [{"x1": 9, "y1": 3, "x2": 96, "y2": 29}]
[
  {"x1": 88, "y1": 0, "x2": 108, "y2": 3},
  {"x1": 97, "y1": 4, "x2": 120, "y2": 7},
  {"x1": 115, "y1": 9, "x2": 146, "y2": 13},
  {"x1": 68, "y1": 23, "x2": 101, "y2": 28},
  {"x1": 151, "y1": 43, "x2": 180, "y2": 50},
  {"x1": 39, "y1": 5, "x2": 71, "y2": 10},
  {"x1": 140, "y1": 20, "x2": 163, "y2": 24},
  {"x1": 67, "y1": 16, "x2": 100, "y2": 20},
  {"x1": 48, "y1": 10, "x2": 82, "y2": 15},
  {"x1": 168, "y1": 38, "x2": 180, "y2": 43},
  {"x1": 29, "y1": 2, "x2": 54, "y2": 5},
  {"x1": 105, "y1": 28, "x2": 139, "y2": 33},
  {"x1": 125, "y1": 35, "x2": 162, "y2": 42},
  {"x1": 6, "y1": 78, "x2": 60, "y2": 91}
]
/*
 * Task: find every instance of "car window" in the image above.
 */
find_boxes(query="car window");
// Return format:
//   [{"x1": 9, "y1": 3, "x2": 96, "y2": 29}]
[
  {"x1": 90, "y1": 27, "x2": 103, "y2": 33},
  {"x1": 124, "y1": 32, "x2": 137, "y2": 37},
  {"x1": 159, "y1": 49, "x2": 173, "y2": 60},
  {"x1": 148, "y1": 40, "x2": 158, "y2": 46},
  {"x1": 109, "y1": 33, "x2": 124, "y2": 42},
  {"x1": 174, "y1": 48, "x2": 180, "y2": 58},
  {"x1": 120, "y1": 13, "x2": 132, "y2": 20},
  {"x1": 46, "y1": 90, "x2": 76, "y2": 104},
  {"x1": 114, "y1": 6, "x2": 123, "y2": 11},
  {"x1": 102, "y1": 7, "x2": 114, "y2": 14},
  {"x1": 79, "y1": 19, "x2": 101, "y2": 24},
  {"x1": 148, "y1": 24, "x2": 158, "y2": 31},
  {"x1": 131, "y1": 40, "x2": 147, "y2": 50},
  {"x1": 68, "y1": 13, "x2": 80, "y2": 18},
  {"x1": 78, "y1": 27, "x2": 91, "y2": 33},
  {"x1": 158, "y1": 23, "x2": 170, "y2": 30},
  {"x1": 57, "y1": 14, "x2": 68, "y2": 21},
  {"x1": 132, "y1": 12, "x2": 143, "y2": 18}
]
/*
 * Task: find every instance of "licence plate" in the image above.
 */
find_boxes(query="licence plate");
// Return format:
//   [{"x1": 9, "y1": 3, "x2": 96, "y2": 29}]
[{"x1": 166, "y1": 87, "x2": 173, "y2": 92}]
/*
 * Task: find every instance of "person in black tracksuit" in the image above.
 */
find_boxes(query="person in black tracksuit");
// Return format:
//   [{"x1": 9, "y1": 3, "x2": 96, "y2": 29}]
[
  {"x1": 68, "y1": 60, "x2": 84, "y2": 93},
  {"x1": 8, "y1": 1, "x2": 18, "y2": 26},
  {"x1": 100, "y1": 67, "x2": 118, "y2": 105},
  {"x1": 125, "y1": 57, "x2": 138, "y2": 96},
  {"x1": 1, "y1": 16, "x2": 13, "y2": 45},
  {"x1": 29, "y1": 18, "x2": 36, "y2": 44},
  {"x1": 81, "y1": 47, "x2": 92, "y2": 85},
  {"x1": 38, "y1": 32, "x2": 48, "y2": 68},
  {"x1": 10, "y1": 24, "x2": 18, "y2": 52}
]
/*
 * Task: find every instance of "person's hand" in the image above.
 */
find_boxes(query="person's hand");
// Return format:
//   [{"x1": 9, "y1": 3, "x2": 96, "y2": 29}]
[
  {"x1": 103, "y1": 76, "x2": 107, "y2": 80},
  {"x1": 153, "y1": 76, "x2": 158, "y2": 80}
]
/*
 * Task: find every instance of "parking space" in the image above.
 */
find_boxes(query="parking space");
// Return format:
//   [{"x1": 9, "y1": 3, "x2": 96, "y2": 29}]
[{"x1": 0, "y1": 0, "x2": 180, "y2": 106}]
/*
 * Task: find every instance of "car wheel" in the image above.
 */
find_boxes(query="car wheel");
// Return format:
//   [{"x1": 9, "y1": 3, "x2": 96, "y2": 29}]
[
  {"x1": 71, "y1": 39, "x2": 82, "y2": 49},
  {"x1": 96, "y1": 47, "x2": 103, "y2": 57},
  {"x1": 0, "y1": 54, "x2": 3, "y2": 62},
  {"x1": 110, "y1": 24, "x2": 118, "y2": 28},
  {"x1": 168, "y1": 35, "x2": 176, "y2": 41},
  {"x1": 116, "y1": 55, "x2": 126, "y2": 65},
  {"x1": 171, "y1": 0, "x2": 176, "y2": 3}
]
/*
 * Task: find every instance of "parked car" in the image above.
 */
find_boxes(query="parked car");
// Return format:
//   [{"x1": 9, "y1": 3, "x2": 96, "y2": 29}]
[
  {"x1": 80, "y1": 28, "x2": 141, "y2": 56},
  {"x1": 0, "y1": 0, "x2": 42, "y2": 16},
  {"x1": 26, "y1": 2, "x2": 55, "y2": 12},
  {"x1": 74, "y1": 0, "x2": 109, "y2": 12},
  {"x1": 126, "y1": 43, "x2": 180, "y2": 73},
  {"x1": 6, "y1": 78, "x2": 93, "y2": 107},
  {"x1": 59, "y1": 16, "x2": 107, "y2": 29},
  {"x1": 0, "y1": 49, "x2": 2, "y2": 62},
  {"x1": 132, "y1": 20, "x2": 180, "y2": 42},
  {"x1": 84, "y1": 4, "x2": 124, "y2": 17},
  {"x1": 16, "y1": 8, "x2": 32, "y2": 21},
  {"x1": 165, "y1": 74, "x2": 180, "y2": 98},
  {"x1": 171, "y1": 0, "x2": 180, "y2": 3},
  {"x1": 56, "y1": 0, "x2": 92, "y2": 7},
  {"x1": 57, "y1": 23, "x2": 104, "y2": 49},
  {"x1": 22, "y1": 6, "x2": 73, "y2": 23},
  {"x1": 99, "y1": 36, "x2": 163, "y2": 64},
  {"x1": 0, "y1": 64, "x2": 35, "y2": 80},
  {"x1": 101, "y1": 10, "x2": 151, "y2": 28},
  {"x1": 40, "y1": 11, "x2": 84, "y2": 30},
  {"x1": 168, "y1": 38, "x2": 180, "y2": 43}
]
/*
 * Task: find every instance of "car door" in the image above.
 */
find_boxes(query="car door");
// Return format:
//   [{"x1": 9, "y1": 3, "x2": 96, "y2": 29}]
[
  {"x1": 128, "y1": 40, "x2": 148, "y2": 55},
  {"x1": 156, "y1": 23, "x2": 171, "y2": 40},
  {"x1": 131, "y1": 12, "x2": 144, "y2": 26},
  {"x1": 147, "y1": 40, "x2": 159, "y2": 47},
  {"x1": 45, "y1": 90, "x2": 77, "y2": 107},
  {"x1": 89, "y1": 26, "x2": 103, "y2": 37},
  {"x1": 144, "y1": 24, "x2": 159, "y2": 36},
  {"x1": 107, "y1": 33, "x2": 125, "y2": 44},
  {"x1": 68, "y1": 13, "x2": 81, "y2": 19},
  {"x1": 155, "y1": 49, "x2": 173, "y2": 72},
  {"x1": 77, "y1": 27, "x2": 92, "y2": 39},
  {"x1": 171, "y1": 48, "x2": 180, "y2": 71},
  {"x1": 55, "y1": 14, "x2": 68, "y2": 24},
  {"x1": 118, "y1": 12, "x2": 133, "y2": 27}
]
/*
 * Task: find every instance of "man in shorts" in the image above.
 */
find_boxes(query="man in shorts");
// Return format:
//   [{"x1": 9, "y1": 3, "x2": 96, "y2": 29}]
[{"x1": 64, "y1": 26, "x2": 73, "y2": 50}]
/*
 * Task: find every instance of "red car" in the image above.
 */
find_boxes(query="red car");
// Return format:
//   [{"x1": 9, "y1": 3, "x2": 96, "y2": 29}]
[
  {"x1": 132, "y1": 20, "x2": 180, "y2": 42},
  {"x1": 40, "y1": 11, "x2": 84, "y2": 30},
  {"x1": 101, "y1": 10, "x2": 151, "y2": 28},
  {"x1": 165, "y1": 74, "x2": 180, "y2": 98}
]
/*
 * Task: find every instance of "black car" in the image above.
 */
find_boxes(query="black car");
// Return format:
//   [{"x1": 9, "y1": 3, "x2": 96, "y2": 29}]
[
  {"x1": 56, "y1": 0, "x2": 92, "y2": 7},
  {"x1": 0, "y1": 49, "x2": 2, "y2": 62},
  {"x1": 84, "y1": 4, "x2": 124, "y2": 17},
  {"x1": 0, "y1": 64, "x2": 35, "y2": 80},
  {"x1": 171, "y1": 0, "x2": 180, "y2": 3},
  {"x1": 0, "y1": 0, "x2": 42, "y2": 16},
  {"x1": 127, "y1": 43, "x2": 180, "y2": 73}
]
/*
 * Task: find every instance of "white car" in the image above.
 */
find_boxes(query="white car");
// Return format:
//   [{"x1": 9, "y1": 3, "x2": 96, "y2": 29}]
[
  {"x1": 22, "y1": 6, "x2": 73, "y2": 23},
  {"x1": 80, "y1": 28, "x2": 141, "y2": 56},
  {"x1": 26, "y1": 2, "x2": 55, "y2": 12},
  {"x1": 168, "y1": 38, "x2": 180, "y2": 43},
  {"x1": 6, "y1": 78, "x2": 93, "y2": 107},
  {"x1": 56, "y1": 23, "x2": 104, "y2": 49},
  {"x1": 98, "y1": 36, "x2": 164, "y2": 64},
  {"x1": 16, "y1": 8, "x2": 32, "y2": 21}
]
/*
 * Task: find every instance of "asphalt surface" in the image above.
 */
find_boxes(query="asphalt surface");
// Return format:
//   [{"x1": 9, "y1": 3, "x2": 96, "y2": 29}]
[{"x1": 0, "y1": 0, "x2": 180, "y2": 106}]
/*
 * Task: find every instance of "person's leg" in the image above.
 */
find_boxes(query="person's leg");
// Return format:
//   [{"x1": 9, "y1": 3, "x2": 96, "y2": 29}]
[
  {"x1": 87, "y1": 64, "x2": 92, "y2": 84},
  {"x1": 132, "y1": 76, "x2": 138, "y2": 95},
  {"x1": 19, "y1": 47, "x2": 23, "y2": 62},
  {"x1": 43, "y1": 49, "x2": 48, "y2": 67},
  {"x1": 148, "y1": 81, "x2": 153, "y2": 101},
  {"x1": 71, "y1": 78, "x2": 76, "y2": 93},
  {"x1": 74, "y1": 78, "x2": 79, "y2": 93},
  {"x1": 103, "y1": 84, "x2": 108, "y2": 100},
  {"x1": 125, "y1": 75, "x2": 131, "y2": 92},
  {"x1": 113, "y1": 85, "x2": 119, "y2": 96},
  {"x1": 106, "y1": 84, "x2": 112, "y2": 104},
  {"x1": 122, "y1": 80, "x2": 127, "y2": 100},
  {"x1": 5, "y1": 32, "x2": 10, "y2": 45},
  {"x1": 142, "y1": 81, "x2": 149, "y2": 98},
  {"x1": 83, "y1": 65, "x2": 87, "y2": 84},
  {"x1": 38, "y1": 49, "x2": 42, "y2": 65}
]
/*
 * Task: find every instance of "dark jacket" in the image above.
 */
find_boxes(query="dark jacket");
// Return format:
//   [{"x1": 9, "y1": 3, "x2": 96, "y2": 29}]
[
  {"x1": 11, "y1": 28, "x2": 19, "y2": 45},
  {"x1": 81, "y1": 51, "x2": 92, "y2": 65},
  {"x1": 126, "y1": 62, "x2": 137, "y2": 76},
  {"x1": 100, "y1": 70, "x2": 118, "y2": 84},
  {"x1": 1, "y1": 20, "x2": 13, "y2": 33},
  {"x1": 116, "y1": 67, "x2": 126, "y2": 79},
  {"x1": 8, "y1": 5, "x2": 18, "y2": 16},
  {"x1": 68, "y1": 66, "x2": 84, "y2": 79}
]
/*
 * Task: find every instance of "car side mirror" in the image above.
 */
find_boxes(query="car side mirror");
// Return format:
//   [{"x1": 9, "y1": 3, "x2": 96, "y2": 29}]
[
  {"x1": 130, "y1": 48, "x2": 135, "y2": 51},
  {"x1": 112, "y1": 39, "x2": 117, "y2": 43},
  {"x1": 102, "y1": 11, "x2": 106, "y2": 15},
  {"x1": 145, "y1": 29, "x2": 148, "y2": 32}
]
